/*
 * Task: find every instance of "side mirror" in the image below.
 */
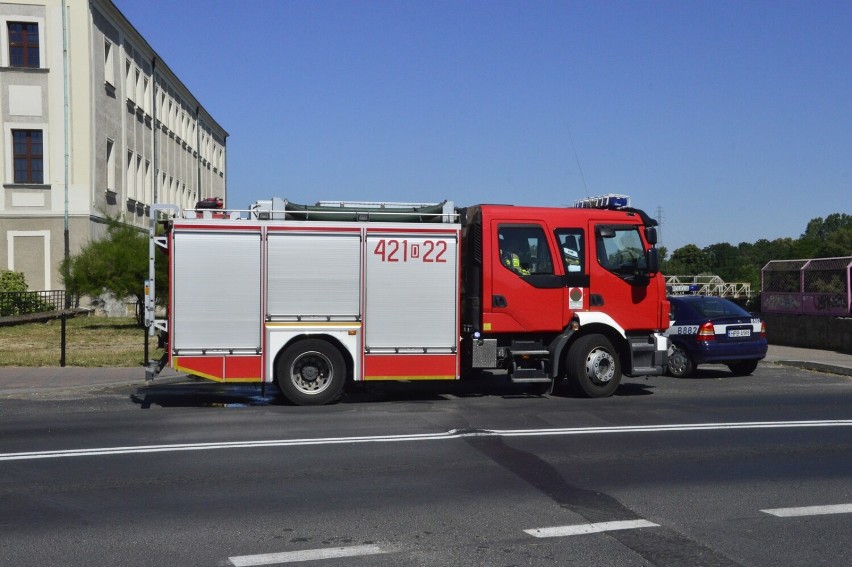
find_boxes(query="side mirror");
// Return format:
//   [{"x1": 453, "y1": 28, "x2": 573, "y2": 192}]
[
  {"x1": 645, "y1": 226, "x2": 658, "y2": 246},
  {"x1": 647, "y1": 247, "x2": 659, "y2": 274}
]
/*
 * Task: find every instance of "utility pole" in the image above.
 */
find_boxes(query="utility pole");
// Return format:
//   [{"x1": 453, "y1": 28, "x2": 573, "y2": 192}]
[{"x1": 655, "y1": 206, "x2": 665, "y2": 245}]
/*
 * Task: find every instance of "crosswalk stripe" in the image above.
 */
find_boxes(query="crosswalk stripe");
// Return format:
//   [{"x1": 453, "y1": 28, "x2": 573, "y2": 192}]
[
  {"x1": 229, "y1": 544, "x2": 387, "y2": 566},
  {"x1": 761, "y1": 504, "x2": 852, "y2": 517},
  {"x1": 524, "y1": 519, "x2": 659, "y2": 538}
]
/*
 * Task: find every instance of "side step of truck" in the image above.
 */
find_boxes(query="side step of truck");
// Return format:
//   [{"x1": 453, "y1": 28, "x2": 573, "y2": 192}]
[
  {"x1": 508, "y1": 340, "x2": 553, "y2": 390},
  {"x1": 509, "y1": 368, "x2": 551, "y2": 383},
  {"x1": 145, "y1": 352, "x2": 168, "y2": 382}
]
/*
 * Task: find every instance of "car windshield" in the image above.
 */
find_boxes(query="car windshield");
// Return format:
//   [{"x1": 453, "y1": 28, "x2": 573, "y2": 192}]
[{"x1": 690, "y1": 297, "x2": 751, "y2": 319}]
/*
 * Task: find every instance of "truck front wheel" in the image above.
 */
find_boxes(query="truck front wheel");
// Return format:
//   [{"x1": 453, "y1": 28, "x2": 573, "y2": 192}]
[
  {"x1": 276, "y1": 339, "x2": 346, "y2": 405},
  {"x1": 567, "y1": 334, "x2": 622, "y2": 397}
]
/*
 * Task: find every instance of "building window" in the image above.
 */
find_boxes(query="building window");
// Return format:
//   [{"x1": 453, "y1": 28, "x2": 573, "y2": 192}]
[
  {"x1": 143, "y1": 77, "x2": 150, "y2": 114},
  {"x1": 104, "y1": 40, "x2": 115, "y2": 86},
  {"x1": 12, "y1": 129, "x2": 43, "y2": 183},
  {"x1": 144, "y1": 160, "x2": 152, "y2": 204},
  {"x1": 136, "y1": 155, "x2": 143, "y2": 202},
  {"x1": 127, "y1": 150, "x2": 135, "y2": 199},
  {"x1": 106, "y1": 138, "x2": 115, "y2": 190},
  {"x1": 125, "y1": 59, "x2": 133, "y2": 102},
  {"x1": 8, "y1": 22, "x2": 39, "y2": 68}
]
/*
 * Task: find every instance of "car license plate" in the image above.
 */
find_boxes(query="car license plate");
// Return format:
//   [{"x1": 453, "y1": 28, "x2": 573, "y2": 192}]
[{"x1": 728, "y1": 329, "x2": 751, "y2": 338}]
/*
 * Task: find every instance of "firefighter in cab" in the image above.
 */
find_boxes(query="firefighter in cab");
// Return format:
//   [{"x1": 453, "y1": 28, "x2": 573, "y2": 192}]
[
  {"x1": 563, "y1": 237, "x2": 582, "y2": 272},
  {"x1": 501, "y1": 233, "x2": 531, "y2": 275}
]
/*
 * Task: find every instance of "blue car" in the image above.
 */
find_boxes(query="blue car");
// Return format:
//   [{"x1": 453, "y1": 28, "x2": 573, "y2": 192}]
[{"x1": 665, "y1": 295, "x2": 767, "y2": 377}]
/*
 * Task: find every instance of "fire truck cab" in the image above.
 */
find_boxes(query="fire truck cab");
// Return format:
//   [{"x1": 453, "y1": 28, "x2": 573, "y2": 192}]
[{"x1": 146, "y1": 196, "x2": 669, "y2": 405}]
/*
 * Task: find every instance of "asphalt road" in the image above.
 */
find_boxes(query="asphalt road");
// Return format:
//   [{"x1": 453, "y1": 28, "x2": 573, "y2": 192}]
[{"x1": 1, "y1": 364, "x2": 850, "y2": 566}]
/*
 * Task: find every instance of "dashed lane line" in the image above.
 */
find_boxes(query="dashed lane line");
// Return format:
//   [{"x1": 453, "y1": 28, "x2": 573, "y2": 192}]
[
  {"x1": 524, "y1": 519, "x2": 660, "y2": 538},
  {"x1": 761, "y1": 504, "x2": 852, "y2": 518},
  {"x1": 228, "y1": 544, "x2": 388, "y2": 566},
  {"x1": 2, "y1": 419, "x2": 851, "y2": 462}
]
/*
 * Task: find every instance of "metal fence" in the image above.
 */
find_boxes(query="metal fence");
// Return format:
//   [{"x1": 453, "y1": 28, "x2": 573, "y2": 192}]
[
  {"x1": 0, "y1": 290, "x2": 72, "y2": 317},
  {"x1": 761, "y1": 257, "x2": 852, "y2": 316},
  {"x1": 665, "y1": 275, "x2": 752, "y2": 298}
]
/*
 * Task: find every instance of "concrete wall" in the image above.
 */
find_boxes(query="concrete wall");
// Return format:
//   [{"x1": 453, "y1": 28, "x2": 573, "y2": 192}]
[{"x1": 763, "y1": 313, "x2": 852, "y2": 354}]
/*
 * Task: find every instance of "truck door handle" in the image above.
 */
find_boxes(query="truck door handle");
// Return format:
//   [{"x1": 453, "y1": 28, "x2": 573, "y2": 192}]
[
  {"x1": 493, "y1": 295, "x2": 507, "y2": 308},
  {"x1": 590, "y1": 294, "x2": 604, "y2": 306}
]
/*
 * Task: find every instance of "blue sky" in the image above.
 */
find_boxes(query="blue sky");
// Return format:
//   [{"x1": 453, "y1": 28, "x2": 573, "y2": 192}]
[{"x1": 114, "y1": 0, "x2": 850, "y2": 251}]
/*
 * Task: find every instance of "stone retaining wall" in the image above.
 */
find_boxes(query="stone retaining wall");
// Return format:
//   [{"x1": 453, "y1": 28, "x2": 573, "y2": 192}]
[{"x1": 763, "y1": 313, "x2": 852, "y2": 354}]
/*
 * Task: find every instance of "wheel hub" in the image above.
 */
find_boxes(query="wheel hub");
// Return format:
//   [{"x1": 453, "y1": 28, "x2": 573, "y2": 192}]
[
  {"x1": 669, "y1": 350, "x2": 687, "y2": 374},
  {"x1": 301, "y1": 365, "x2": 319, "y2": 382},
  {"x1": 291, "y1": 352, "x2": 331, "y2": 394},
  {"x1": 586, "y1": 349, "x2": 616, "y2": 384}
]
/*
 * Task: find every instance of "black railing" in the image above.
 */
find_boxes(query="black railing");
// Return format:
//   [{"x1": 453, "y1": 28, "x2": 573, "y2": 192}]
[{"x1": 0, "y1": 290, "x2": 76, "y2": 317}]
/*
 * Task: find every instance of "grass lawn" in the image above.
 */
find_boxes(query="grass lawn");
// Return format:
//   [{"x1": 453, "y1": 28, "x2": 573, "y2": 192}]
[{"x1": 0, "y1": 316, "x2": 162, "y2": 367}]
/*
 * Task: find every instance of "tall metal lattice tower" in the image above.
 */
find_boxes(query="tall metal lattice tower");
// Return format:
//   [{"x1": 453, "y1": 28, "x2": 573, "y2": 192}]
[{"x1": 655, "y1": 206, "x2": 665, "y2": 245}]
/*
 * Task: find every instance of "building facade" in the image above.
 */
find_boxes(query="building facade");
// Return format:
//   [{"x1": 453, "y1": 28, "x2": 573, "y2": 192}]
[{"x1": 1, "y1": 0, "x2": 227, "y2": 291}]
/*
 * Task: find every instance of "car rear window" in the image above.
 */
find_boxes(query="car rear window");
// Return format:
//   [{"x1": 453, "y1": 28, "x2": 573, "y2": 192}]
[{"x1": 691, "y1": 297, "x2": 751, "y2": 319}]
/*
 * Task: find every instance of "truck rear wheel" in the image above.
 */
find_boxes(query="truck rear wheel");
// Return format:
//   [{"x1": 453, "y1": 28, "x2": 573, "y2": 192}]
[
  {"x1": 276, "y1": 339, "x2": 346, "y2": 405},
  {"x1": 567, "y1": 334, "x2": 621, "y2": 397}
]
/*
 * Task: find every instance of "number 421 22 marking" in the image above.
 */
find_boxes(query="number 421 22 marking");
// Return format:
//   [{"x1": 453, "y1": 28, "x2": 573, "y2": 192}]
[{"x1": 373, "y1": 239, "x2": 448, "y2": 263}]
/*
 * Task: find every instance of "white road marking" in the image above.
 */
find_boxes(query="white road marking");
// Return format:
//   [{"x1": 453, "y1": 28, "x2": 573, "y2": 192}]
[
  {"x1": 525, "y1": 519, "x2": 659, "y2": 538},
  {"x1": 761, "y1": 504, "x2": 852, "y2": 517},
  {"x1": 228, "y1": 544, "x2": 387, "y2": 566},
  {"x1": 2, "y1": 420, "x2": 851, "y2": 462}
]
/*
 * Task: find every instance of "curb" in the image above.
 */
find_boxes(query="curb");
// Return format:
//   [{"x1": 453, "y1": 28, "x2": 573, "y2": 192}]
[
  {"x1": 0, "y1": 373, "x2": 192, "y2": 396},
  {"x1": 772, "y1": 360, "x2": 852, "y2": 378}
]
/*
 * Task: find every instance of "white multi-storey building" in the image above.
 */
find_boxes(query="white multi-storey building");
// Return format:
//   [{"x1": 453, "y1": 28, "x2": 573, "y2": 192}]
[{"x1": 1, "y1": 0, "x2": 227, "y2": 290}]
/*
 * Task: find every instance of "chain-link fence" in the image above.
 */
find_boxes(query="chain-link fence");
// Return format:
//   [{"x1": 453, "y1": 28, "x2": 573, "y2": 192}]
[
  {"x1": 762, "y1": 257, "x2": 852, "y2": 315},
  {"x1": 0, "y1": 290, "x2": 73, "y2": 317}
]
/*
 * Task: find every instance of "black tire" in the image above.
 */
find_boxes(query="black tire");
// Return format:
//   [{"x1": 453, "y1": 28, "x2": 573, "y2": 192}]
[
  {"x1": 667, "y1": 344, "x2": 694, "y2": 378},
  {"x1": 728, "y1": 360, "x2": 759, "y2": 376},
  {"x1": 567, "y1": 334, "x2": 622, "y2": 398},
  {"x1": 276, "y1": 339, "x2": 346, "y2": 405}
]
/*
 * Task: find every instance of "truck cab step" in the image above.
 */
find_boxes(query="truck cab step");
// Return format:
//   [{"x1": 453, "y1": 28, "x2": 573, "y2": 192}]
[{"x1": 509, "y1": 368, "x2": 552, "y2": 383}]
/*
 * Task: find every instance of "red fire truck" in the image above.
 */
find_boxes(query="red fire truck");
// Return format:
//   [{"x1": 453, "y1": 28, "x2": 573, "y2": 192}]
[{"x1": 145, "y1": 195, "x2": 669, "y2": 405}]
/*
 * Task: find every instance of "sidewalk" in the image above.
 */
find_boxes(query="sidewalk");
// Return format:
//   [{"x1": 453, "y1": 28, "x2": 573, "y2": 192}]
[
  {"x1": 0, "y1": 345, "x2": 850, "y2": 395},
  {"x1": 0, "y1": 366, "x2": 188, "y2": 395},
  {"x1": 762, "y1": 345, "x2": 852, "y2": 377}
]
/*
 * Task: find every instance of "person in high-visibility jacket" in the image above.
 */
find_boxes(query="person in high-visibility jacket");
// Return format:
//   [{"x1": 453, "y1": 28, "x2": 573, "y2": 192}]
[
  {"x1": 563, "y1": 244, "x2": 581, "y2": 272},
  {"x1": 501, "y1": 235, "x2": 530, "y2": 275}
]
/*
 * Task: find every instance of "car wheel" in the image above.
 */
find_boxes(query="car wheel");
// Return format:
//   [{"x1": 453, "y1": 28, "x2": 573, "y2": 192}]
[
  {"x1": 276, "y1": 339, "x2": 346, "y2": 405},
  {"x1": 727, "y1": 360, "x2": 759, "y2": 376},
  {"x1": 667, "y1": 344, "x2": 694, "y2": 378}
]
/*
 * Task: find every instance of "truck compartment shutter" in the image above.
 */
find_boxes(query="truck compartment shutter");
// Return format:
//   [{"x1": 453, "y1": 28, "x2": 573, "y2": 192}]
[
  {"x1": 267, "y1": 232, "x2": 361, "y2": 319},
  {"x1": 365, "y1": 234, "x2": 458, "y2": 351},
  {"x1": 173, "y1": 231, "x2": 261, "y2": 351}
]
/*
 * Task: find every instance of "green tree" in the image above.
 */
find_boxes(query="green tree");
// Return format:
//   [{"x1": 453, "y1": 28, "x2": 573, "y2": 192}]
[
  {"x1": 62, "y1": 218, "x2": 163, "y2": 325},
  {"x1": 798, "y1": 213, "x2": 852, "y2": 258},
  {"x1": 822, "y1": 226, "x2": 852, "y2": 257},
  {"x1": 666, "y1": 244, "x2": 711, "y2": 274},
  {"x1": 0, "y1": 270, "x2": 28, "y2": 292},
  {"x1": 704, "y1": 242, "x2": 743, "y2": 282},
  {"x1": 662, "y1": 211, "x2": 850, "y2": 296}
]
